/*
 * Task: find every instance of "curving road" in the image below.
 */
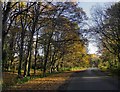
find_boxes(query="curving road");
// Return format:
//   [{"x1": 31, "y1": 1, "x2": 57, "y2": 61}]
[{"x1": 67, "y1": 68, "x2": 119, "y2": 90}]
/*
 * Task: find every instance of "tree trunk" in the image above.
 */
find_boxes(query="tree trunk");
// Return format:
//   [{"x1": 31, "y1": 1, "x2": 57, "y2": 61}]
[
  {"x1": 27, "y1": 44, "x2": 32, "y2": 76},
  {"x1": 27, "y1": 33, "x2": 34, "y2": 76},
  {"x1": 2, "y1": 2, "x2": 11, "y2": 71},
  {"x1": 18, "y1": 31, "x2": 25, "y2": 77},
  {"x1": 43, "y1": 48, "x2": 49, "y2": 77},
  {"x1": 23, "y1": 35, "x2": 33, "y2": 77},
  {"x1": 43, "y1": 33, "x2": 53, "y2": 77},
  {"x1": 18, "y1": 15, "x2": 26, "y2": 77},
  {"x1": 23, "y1": 57, "x2": 28, "y2": 77},
  {"x1": 34, "y1": 31, "x2": 39, "y2": 75},
  {"x1": 27, "y1": 3, "x2": 40, "y2": 76}
]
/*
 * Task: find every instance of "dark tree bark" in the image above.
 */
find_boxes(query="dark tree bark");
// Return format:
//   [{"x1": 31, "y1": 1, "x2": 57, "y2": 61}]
[
  {"x1": 18, "y1": 16, "x2": 26, "y2": 77},
  {"x1": 26, "y1": 3, "x2": 40, "y2": 76},
  {"x1": 43, "y1": 33, "x2": 53, "y2": 77},
  {"x1": 27, "y1": 33, "x2": 34, "y2": 76},
  {"x1": 34, "y1": 30, "x2": 39, "y2": 75},
  {"x1": 2, "y1": 2, "x2": 11, "y2": 71}
]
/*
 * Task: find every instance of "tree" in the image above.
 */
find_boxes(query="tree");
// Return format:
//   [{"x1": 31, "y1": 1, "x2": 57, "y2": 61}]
[
  {"x1": 2, "y1": 2, "x2": 36, "y2": 73},
  {"x1": 2, "y1": 2, "x2": 88, "y2": 77},
  {"x1": 91, "y1": 2, "x2": 120, "y2": 73}
]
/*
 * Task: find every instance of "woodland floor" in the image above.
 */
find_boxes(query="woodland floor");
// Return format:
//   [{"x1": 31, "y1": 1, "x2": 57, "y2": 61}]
[
  {"x1": 2, "y1": 68, "x2": 120, "y2": 91},
  {"x1": 2, "y1": 70, "x2": 75, "y2": 91}
]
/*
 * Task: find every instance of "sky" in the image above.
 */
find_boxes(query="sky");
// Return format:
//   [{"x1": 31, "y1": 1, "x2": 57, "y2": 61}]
[
  {"x1": 78, "y1": 2, "x2": 116, "y2": 54},
  {"x1": 78, "y1": 2, "x2": 106, "y2": 54}
]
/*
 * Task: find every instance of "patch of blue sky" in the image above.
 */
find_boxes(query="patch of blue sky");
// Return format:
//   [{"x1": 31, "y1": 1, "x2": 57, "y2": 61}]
[{"x1": 78, "y1": 2, "x2": 107, "y2": 54}]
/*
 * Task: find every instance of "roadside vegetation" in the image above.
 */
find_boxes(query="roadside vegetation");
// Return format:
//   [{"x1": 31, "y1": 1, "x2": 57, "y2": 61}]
[{"x1": 90, "y1": 2, "x2": 120, "y2": 76}]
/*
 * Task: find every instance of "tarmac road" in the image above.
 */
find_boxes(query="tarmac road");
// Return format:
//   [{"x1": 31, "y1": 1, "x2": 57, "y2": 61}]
[{"x1": 67, "y1": 68, "x2": 119, "y2": 90}]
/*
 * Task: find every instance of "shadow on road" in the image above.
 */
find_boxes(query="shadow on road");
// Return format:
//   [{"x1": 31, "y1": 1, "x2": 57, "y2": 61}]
[{"x1": 58, "y1": 68, "x2": 119, "y2": 91}]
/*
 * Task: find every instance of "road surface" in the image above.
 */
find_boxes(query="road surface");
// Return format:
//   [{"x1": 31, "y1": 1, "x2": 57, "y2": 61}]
[{"x1": 67, "y1": 68, "x2": 119, "y2": 90}]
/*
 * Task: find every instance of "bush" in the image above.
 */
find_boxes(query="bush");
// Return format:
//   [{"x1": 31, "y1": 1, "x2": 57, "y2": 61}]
[
  {"x1": 70, "y1": 67, "x2": 82, "y2": 71},
  {"x1": 98, "y1": 61, "x2": 120, "y2": 76},
  {"x1": 98, "y1": 62, "x2": 109, "y2": 71},
  {"x1": 17, "y1": 76, "x2": 31, "y2": 84},
  {"x1": 110, "y1": 63, "x2": 120, "y2": 76},
  {"x1": 60, "y1": 67, "x2": 71, "y2": 71}
]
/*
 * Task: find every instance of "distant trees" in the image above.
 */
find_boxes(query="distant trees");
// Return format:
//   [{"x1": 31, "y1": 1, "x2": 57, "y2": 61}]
[{"x1": 2, "y1": 2, "x2": 88, "y2": 77}]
